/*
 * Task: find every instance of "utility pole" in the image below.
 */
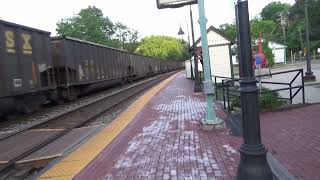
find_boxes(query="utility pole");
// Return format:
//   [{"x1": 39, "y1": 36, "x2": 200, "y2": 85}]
[
  {"x1": 279, "y1": 11, "x2": 288, "y2": 44},
  {"x1": 304, "y1": 0, "x2": 316, "y2": 81}
]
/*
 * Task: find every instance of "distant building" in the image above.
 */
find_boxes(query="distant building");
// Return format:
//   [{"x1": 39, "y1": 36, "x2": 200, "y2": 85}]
[
  {"x1": 195, "y1": 26, "x2": 235, "y2": 82},
  {"x1": 185, "y1": 58, "x2": 202, "y2": 79},
  {"x1": 268, "y1": 42, "x2": 287, "y2": 64}
]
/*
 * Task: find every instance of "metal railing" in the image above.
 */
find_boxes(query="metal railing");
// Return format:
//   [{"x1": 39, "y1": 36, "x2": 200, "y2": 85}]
[{"x1": 212, "y1": 68, "x2": 305, "y2": 112}]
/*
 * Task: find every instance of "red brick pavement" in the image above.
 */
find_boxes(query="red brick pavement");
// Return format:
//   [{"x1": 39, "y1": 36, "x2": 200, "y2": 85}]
[
  {"x1": 261, "y1": 104, "x2": 320, "y2": 180},
  {"x1": 74, "y1": 73, "x2": 242, "y2": 180}
]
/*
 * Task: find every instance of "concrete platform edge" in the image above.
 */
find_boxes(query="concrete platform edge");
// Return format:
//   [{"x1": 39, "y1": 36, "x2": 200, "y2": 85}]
[{"x1": 267, "y1": 153, "x2": 297, "y2": 180}]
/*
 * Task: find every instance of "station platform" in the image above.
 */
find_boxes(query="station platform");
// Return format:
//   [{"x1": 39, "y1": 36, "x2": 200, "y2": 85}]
[
  {"x1": 261, "y1": 104, "x2": 320, "y2": 179},
  {"x1": 39, "y1": 72, "x2": 242, "y2": 179}
]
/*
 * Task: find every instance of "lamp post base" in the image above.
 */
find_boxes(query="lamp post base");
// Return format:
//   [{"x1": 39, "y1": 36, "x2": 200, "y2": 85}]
[
  {"x1": 200, "y1": 118, "x2": 225, "y2": 131},
  {"x1": 237, "y1": 144, "x2": 273, "y2": 180},
  {"x1": 194, "y1": 83, "x2": 202, "y2": 92},
  {"x1": 304, "y1": 71, "x2": 316, "y2": 82}
]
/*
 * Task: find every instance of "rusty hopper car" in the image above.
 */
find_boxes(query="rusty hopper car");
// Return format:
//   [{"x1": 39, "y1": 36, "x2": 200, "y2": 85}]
[
  {"x1": 50, "y1": 36, "x2": 179, "y2": 100},
  {"x1": 0, "y1": 20, "x2": 56, "y2": 115},
  {"x1": 0, "y1": 19, "x2": 183, "y2": 116}
]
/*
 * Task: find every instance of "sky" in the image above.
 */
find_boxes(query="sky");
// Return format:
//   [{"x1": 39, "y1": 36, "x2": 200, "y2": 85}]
[{"x1": 0, "y1": 0, "x2": 295, "y2": 40}]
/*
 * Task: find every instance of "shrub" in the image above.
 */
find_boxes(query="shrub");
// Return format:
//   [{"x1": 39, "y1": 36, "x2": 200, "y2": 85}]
[
  {"x1": 229, "y1": 87, "x2": 285, "y2": 111},
  {"x1": 259, "y1": 88, "x2": 284, "y2": 110},
  {"x1": 263, "y1": 42, "x2": 275, "y2": 67}
]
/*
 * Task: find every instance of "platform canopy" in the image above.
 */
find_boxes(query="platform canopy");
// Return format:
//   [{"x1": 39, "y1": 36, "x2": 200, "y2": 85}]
[{"x1": 156, "y1": 0, "x2": 197, "y2": 9}]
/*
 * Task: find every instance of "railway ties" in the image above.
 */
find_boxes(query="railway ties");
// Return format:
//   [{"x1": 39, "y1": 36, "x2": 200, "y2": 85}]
[{"x1": 0, "y1": 72, "x2": 177, "y2": 179}]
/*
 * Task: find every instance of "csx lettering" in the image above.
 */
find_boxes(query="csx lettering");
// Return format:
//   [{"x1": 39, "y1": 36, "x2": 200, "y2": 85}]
[
  {"x1": 22, "y1": 33, "x2": 32, "y2": 55},
  {"x1": 5, "y1": 31, "x2": 16, "y2": 53}
]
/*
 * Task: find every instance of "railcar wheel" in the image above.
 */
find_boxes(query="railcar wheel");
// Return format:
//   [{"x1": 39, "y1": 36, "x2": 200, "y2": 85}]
[
  {"x1": 127, "y1": 75, "x2": 134, "y2": 83},
  {"x1": 121, "y1": 77, "x2": 127, "y2": 86},
  {"x1": 16, "y1": 96, "x2": 43, "y2": 114}
]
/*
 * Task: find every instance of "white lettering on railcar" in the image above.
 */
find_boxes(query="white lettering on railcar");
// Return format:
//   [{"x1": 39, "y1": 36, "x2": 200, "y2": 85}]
[{"x1": 13, "y1": 79, "x2": 22, "y2": 88}]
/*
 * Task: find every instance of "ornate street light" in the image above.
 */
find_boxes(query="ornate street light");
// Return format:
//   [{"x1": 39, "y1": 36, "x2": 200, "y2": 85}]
[
  {"x1": 235, "y1": 1, "x2": 273, "y2": 179},
  {"x1": 178, "y1": 26, "x2": 185, "y2": 36},
  {"x1": 177, "y1": 25, "x2": 185, "y2": 44},
  {"x1": 156, "y1": 0, "x2": 223, "y2": 127}
]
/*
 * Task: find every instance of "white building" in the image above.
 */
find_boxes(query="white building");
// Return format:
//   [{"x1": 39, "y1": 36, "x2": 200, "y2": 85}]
[
  {"x1": 185, "y1": 58, "x2": 203, "y2": 79},
  {"x1": 268, "y1": 42, "x2": 287, "y2": 64},
  {"x1": 195, "y1": 26, "x2": 235, "y2": 82}
]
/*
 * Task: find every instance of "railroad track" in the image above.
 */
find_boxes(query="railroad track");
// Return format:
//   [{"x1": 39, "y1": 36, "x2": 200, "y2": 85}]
[{"x1": 0, "y1": 72, "x2": 177, "y2": 178}]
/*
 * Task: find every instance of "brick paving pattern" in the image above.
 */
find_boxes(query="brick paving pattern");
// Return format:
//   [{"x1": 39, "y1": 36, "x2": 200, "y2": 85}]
[
  {"x1": 261, "y1": 104, "x2": 320, "y2": 180},
  {"x1": 75, "y1": 73, "x2": 242, "y2": 180}
]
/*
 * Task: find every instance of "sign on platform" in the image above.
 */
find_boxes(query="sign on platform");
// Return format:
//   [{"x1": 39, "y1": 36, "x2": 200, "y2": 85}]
[
  {"x1": 156, "y1": 0, "x2": 197, "y2": 9},
  {"x1": 255, "y1": 55, "x2": 262, "y2": 65},
  {"x1": 318, "y1": 48, "x2": 320, "y2": 53}
]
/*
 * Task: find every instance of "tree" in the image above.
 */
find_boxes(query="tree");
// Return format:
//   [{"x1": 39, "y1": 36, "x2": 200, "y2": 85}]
[
  {"x1": 113, "y1": 22, "x2": 139, "y2": 53},
  {"x1": 269, "y1": 0, "x2": 320, "y2": 51},
  {"x1": 56, "y1": 6, "x2": 115, "y2": 46},
  {"x1": 261, "y1": 2, "x2": 291, "y2": 22},
  {"x1": 288, "y1": 0, "x2": 320, "y2": 50},
  {"x1": 250, "y1": 19, "x2": 277, "y2": 41},
  {"x1": 219, "y1": 19, "x2": 277, "y2": 43},
  {"x1": 136, "y1": 36, "x2": 188, "y2": 61},
  {"x1": 262, "y1": 42, "x2": 275, "y2": 67},
  {"x1": 219, "y1": 23, "x2": 237, "y2": 41},
  {"x1": 260, "y1": 2, "x2": 292, "y2": 45},
  {"x1": 56, "y1": 6, "x2": 140, "y2": 52}
]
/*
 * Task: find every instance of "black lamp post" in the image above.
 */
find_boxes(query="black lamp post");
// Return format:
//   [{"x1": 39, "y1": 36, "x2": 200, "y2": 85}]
[
  {"x1": 303, "y1": 0, "x2": 316, "y2": 81},
  {"x1": 178, "y1": 25, "x2": 194, "y2": 79},
  {"x1": 156, "y1": 0, "x2": 201, "y2": 92},
  {"x1": 189, "y1": 5, "x2": 202, "y2": 92},
  {"x1": 235, "y1": 1, "x2": 273, "y2": 179}
]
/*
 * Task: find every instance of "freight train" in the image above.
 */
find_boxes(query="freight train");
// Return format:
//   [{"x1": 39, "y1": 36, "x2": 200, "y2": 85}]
[{"x1": 0, "y1": 20, "x2": 184, "y2": 116}]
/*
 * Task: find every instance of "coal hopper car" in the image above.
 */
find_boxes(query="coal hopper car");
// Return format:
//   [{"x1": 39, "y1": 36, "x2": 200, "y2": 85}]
[
  {"x1": 0, "y1": 20, "x2": 56, "y2": 115},
  {"x1": 50, "y1": 37, "x2": 179, "y2": 101},
  {"x1": 0, "y1": 20, "x2": 184, "y2": 116}
]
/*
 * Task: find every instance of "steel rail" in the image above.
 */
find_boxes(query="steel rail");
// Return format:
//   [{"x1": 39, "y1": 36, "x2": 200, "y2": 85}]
[
  {"x1": 0, "y1": 72, "x2": 176, "y2": 174},
  {"x1": 0, "y1": 73, "x2": 170, "y2": 142}
]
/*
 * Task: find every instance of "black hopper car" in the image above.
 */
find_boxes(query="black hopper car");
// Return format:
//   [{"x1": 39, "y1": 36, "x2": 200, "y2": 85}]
[{"x1": 0, "y1": 20, "x2": 184, "y2": 116}]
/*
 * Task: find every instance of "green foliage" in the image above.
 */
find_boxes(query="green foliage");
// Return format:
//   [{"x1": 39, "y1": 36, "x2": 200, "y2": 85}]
[
  {"x1": 286, "y1": 0, "x2": 320, "y2": 51},
  {"x1": 259, "y1": 2, "x2": 291, "y2": 44},
  {"x1": 250, "y1": 19, "x2": 277, "y2": 41},
  {"x1": 56, "y1": 6, "x2": 114, "y2": 46},
  {"x1": 262, "y1": 42, "x2": 275, "y2": 67},
  {"x1": 220, "y1": 0, "x2": 320, "y2": 61},
  {"x1": 291, "y1": 0, "x2": 320, "y2": 34},
  {"x1": 136, "y1": 35, "x2": 188, "y2": 61},
  {"x1": 259, "y1": 88, "x2": 284, "y2": 110},
  {"x1": 261, "y1": 2, "x2": 291, "y2": 21},
  {"x1": 219, "y1": 23, "x2": 237, "y2": 41},
  {"x1": 113, "y1": 22, "x2": 139, "y2": 53},
  {"x1": 219, "y1": 19, "x2": 275, "y2": 67},
  {"x1": 230, "y1": 87, "x2": 285, "y2": 111},
  {"x1": 230, "y1": 96, "x2": 241, "y2": 110},
  {"x1": 56, "y1": 6, "x2": 139, "y2": 52}
]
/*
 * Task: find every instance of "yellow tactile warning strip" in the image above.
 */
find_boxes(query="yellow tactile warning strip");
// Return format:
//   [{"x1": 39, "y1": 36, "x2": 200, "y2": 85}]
[{"x1": 38, "y1": 73, "x2": 180, "y2": 180}]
